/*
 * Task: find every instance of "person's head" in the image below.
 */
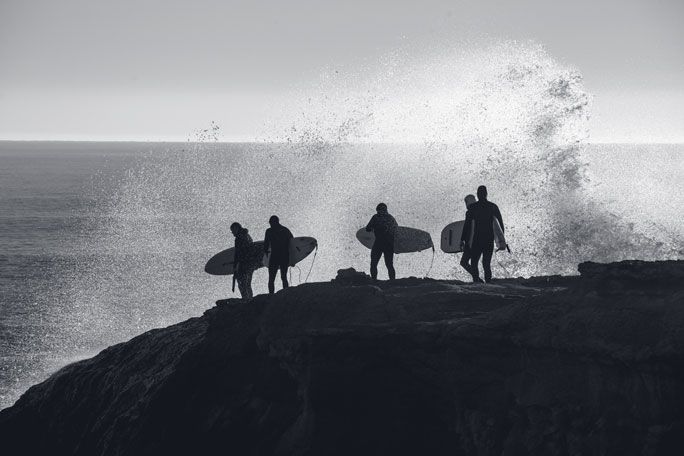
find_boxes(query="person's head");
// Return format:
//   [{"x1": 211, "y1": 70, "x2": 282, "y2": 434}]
[
  {"x1": 376, "y1": 203, "x2": 388, "y2": 214},
  {"x1": 464, "y1": 194, "x2": 476, "y2": 208},
  {"x1": 230, "y1": 222, "x2": 242, "y2": 236},
  {"x1": 477, "y1": 185, "x2": 488, "y2": 201},
  {"x1": 269, "y1": 215, "x2": 280, "y2": 227}
]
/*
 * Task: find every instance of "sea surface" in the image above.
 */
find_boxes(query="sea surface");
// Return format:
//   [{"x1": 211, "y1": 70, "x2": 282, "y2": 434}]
[{"x1": 1, "y1": 140, "x2": 682, "y2": 409}]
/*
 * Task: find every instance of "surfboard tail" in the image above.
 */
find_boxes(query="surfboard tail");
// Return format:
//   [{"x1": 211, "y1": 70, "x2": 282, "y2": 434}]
[{"x1": 493, "y1": 218, "x2": 506, "y2": 251}]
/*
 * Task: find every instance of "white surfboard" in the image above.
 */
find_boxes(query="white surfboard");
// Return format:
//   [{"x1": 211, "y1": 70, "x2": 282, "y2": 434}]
[
  {"x1": 441, "y1": 220, "x2": 467, "y2": 253},
  {"x1": 356, "y1": 226, "x2": 433, "y2": 254},
  {"x1": 440, "y1": 219, "x2": 507, "y2": 252},
  {"x1": 493, "y1": 218, "x2": 507, "y2": 251},
  {"x1": 205, "y1": 237, "x2": 318, "y2": 275}
]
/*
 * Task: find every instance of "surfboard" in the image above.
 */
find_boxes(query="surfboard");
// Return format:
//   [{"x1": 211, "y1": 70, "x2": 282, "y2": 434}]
[
  {"x1": 356, "y1": 226, "x2": 433, "y2": 253},
  {"x1": 493, "y1": 218, "x2": 507, "y2": 251},
  {"x1": 205, "y1": 237, "x2": 318, "y2": 275},
  {"x1": 287, "y1": 236, "x2": 318, "y2": 266},
  {"x1": 441, "y1": 220, "x2": 466, "y2": 253},
  {"x1": 440, "y1": 219, "x2": 507, "y2": 252},
  {"x1": 205, "y1": 242, "x2": 266, "y2": 276}
]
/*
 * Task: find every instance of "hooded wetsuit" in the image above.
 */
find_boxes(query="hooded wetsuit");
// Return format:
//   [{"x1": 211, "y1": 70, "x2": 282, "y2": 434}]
[{"x1": 233, "y1": 227, "x2": 256, "y2": 298}]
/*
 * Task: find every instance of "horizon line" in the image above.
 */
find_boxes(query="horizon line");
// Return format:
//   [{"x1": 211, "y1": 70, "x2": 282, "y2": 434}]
[{"x1": 1, "y1": 139, "x2": 683, "y2": 146}]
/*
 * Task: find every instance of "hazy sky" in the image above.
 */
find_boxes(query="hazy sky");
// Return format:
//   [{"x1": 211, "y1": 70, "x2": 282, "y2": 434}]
[{"x1": 1, "y1": 0, "x2": 682, "y2": 142}]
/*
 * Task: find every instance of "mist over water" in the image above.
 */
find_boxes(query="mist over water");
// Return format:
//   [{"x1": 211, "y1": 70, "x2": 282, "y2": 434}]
[
  {"x1": 2, "y1": 41, "x2": 682, "y2": 409},
  {"x1": 270, "y1": 41, "x2": 680, "y2": 275}
]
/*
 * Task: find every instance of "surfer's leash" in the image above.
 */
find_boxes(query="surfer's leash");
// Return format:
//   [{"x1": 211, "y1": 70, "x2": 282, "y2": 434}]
[
  {"x1": 495, "y1": 244, "x2": 512, "y2": 277},
  {"x1": 424, "y1": 245, "x2": 435, "y2": 278},
  {"x1": 304, "y1": 245, "x2": 318, "y2": 283}
]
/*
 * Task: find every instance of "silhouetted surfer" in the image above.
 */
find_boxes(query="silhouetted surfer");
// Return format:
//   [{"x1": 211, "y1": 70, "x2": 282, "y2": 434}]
[
  {"x1": 365, "y1": 203, "x2": 398, "y2": 280},
  {"x1": 462, "y1": 186, "x2": 504, "y2": 283},
  {"x1": 459, "y1": 194, "x2": 477, "y2": 276},
  {"x1": 230, "y1": 222, "x2": 257, "y2": 299},
  {"x1": 264, "y1": 215, "x2": 293, "y2": 294}
]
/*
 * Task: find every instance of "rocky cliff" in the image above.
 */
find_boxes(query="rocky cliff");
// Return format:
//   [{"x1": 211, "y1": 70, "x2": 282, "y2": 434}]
[{"x1": 1, "y1": 260, "x2": 684, "y2": 455}]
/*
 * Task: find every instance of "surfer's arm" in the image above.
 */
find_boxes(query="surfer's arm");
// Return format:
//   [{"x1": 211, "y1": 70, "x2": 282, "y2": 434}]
[
  {"x1": 264, "y1": 230, "x2": 271, "y2": 254},
  {"x1": 389, "y1": 216, "x2": 398, "y2": 236},
  {"x1": 365, "y1": 216, "x2": 376, "y2": 232},
  {"x1": 461, "y1": 210, "x2": 472, "y2": 243},
  {"x1": 494, "y1": 205, "x2": 504, "y2": 233},
  {"x1": 233, "y1": 246, "x2": 243, "y2": 273},
  {"x1": 234, "y1": 239, "x2": 244, "y2": 268}
]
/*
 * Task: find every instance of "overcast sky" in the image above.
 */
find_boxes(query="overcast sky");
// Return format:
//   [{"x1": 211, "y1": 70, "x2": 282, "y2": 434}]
[{"x1": 1, "y1": 0, "x2": 682, "y2": 142}]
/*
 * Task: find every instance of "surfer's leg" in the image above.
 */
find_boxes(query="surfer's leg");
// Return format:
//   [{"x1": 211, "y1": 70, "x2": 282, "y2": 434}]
[
  {"x1": 245, "y1": 270, "x2": 254, "y2": 299},
  {"x1": 370, "y1": 244, "x2": 382, "y2": 279},
  {"x1": 235, "y1": 267, "x2": 247, "y2": 298},
  {"x1": 236, "y1": 273, "x2": 247, "y2": 298},
  {"x1": 470, "y1": 247, "x2": 483, "y2": 282},
  {"x1": 482, "y1": 243, "x2": 494, "y2": 282},
  {"x1": 384, "y1": 247, "x2": 395, "y2": 280},
  {"x1": 280, "y1": 262, "x2": 289, "y2": 289},
  {"x1": 268, "y1": 264, "x2": 277, "y2": 294},
  {"x1": 460, "y1": 248, "x2": 472, "y2": 275}
]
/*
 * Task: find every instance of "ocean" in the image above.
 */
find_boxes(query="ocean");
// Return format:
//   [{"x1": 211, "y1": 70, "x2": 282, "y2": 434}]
[{"x1": 1, "y1": 140, "x2": 682, "y2": 409}]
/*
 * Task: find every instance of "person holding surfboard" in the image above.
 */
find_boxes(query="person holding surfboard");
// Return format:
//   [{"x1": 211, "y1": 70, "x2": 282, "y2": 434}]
[
  {"x1": 459, "y1": 194, "x2": 477, "y2": 276},
  {"x1": 264, "y1": 215, "x2": 294, "y2": 294},
  {"x1": 365, "y1": 203, "x2": 398, "y2": 280},
  {"x1": 461, "y1": 185, "x2": 505, "y2": 283},
  {"x1": 230, "y1": 222, "x2": 258, "y2": 299}
]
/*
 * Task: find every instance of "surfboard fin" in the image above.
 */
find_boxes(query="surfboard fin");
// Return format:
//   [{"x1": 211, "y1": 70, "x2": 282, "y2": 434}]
[{"x1": 496, "y1": 244, "x2": 511, "y2": 253}]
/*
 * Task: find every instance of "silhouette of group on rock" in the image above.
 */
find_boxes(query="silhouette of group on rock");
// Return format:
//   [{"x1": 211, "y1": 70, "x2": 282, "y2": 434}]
[
  {"x1": 230, "y1": 215, "x2": 293, "y2": 299},
  {"x1": 228, "y1": 185, "x2": 505, "y2": 299}
]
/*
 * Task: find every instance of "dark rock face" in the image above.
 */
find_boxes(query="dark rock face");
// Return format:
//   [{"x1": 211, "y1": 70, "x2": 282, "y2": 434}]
[{"x1": 2, "y1": 261, "x2": 684, "y2": 455}]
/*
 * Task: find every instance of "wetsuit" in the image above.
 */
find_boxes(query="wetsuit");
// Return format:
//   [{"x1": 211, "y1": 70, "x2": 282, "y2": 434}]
[
  {"x1": 366, "y1": 211, "x2": 398, "y2": 280},
  {"x1": 264, "y1": 223, "x2": 294, "y2": 294},
  {"x1": 459, "y1": 219, "x2": 473, "y2": 275},
  {"x1": 233, "y1": 228, "x2": 257, "y2": 299},
  {"x1": 462, "y1": 200, "x2": 504, "y2": 282}
]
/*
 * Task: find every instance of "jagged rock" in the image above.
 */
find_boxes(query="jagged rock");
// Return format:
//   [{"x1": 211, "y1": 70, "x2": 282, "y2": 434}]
[
  {"x1": 332, "y1": 267, "x2": 374, "y2": 285},
  {"x1": 1, "y1": 260, "x2": 684, "y2": 455},
  {"x1": 579, "y1": 260, "x2": 684, "y2": 285}
]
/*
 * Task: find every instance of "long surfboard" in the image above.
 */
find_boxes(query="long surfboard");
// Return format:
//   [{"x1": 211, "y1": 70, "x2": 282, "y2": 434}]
[
  {"x1": 441, "y1": 219, "x2": 507, "y2": 253},
  {"x1": 356, "y1": 226, "x2": 433, "y2": 253},
  {"x1": 205, "y1": 236, "x2": 318, "y2": 275}
]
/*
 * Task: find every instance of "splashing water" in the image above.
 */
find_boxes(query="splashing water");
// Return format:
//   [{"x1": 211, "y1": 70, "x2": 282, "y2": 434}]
[
  {"x1": 58, "y1": 40, "x2": 681, "y2": 345},
  {"x1": 272, "y1": 41, "x2": 678, "y2": 273}
]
